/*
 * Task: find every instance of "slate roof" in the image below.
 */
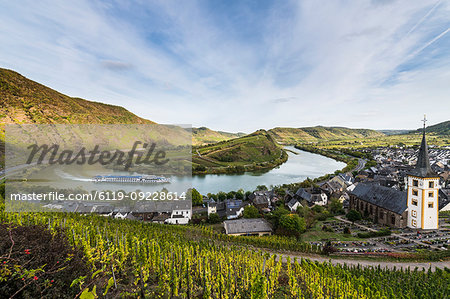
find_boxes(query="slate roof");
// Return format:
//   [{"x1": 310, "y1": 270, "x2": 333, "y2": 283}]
[
  {"x1": 350, "y1": 183, "x2": 407, "y2": 214},
  {"x1": 439, "y1": 189, "x2": 450, "y2": 210},
  {"x1": 409, "y1": 129, "x2": 436, "y2": 177},
  {"x1": 223, "y1": 218, "x2": 272, "y2": 235},
  {"x1": 287, "y1": 198, "x2": 300, "y2": 210},
  {"x1": 250, "y1": 192, "x2": 271, "y2": 206},
  {"x1": 133, "y1": 201, "x2": 190, "y2": 213},
  {"x1": 295, "y1": 188, "x2": 312, "y2": 201}
]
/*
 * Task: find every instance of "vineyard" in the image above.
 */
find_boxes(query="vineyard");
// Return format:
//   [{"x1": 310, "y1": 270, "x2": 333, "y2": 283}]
[{"x1": 1, "y1": 207, "x2": 449, "y2": 298}]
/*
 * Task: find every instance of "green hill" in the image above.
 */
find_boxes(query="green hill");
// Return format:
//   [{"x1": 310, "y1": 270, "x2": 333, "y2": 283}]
[
  {"x1": 269, "y1": 126, "x2": 385, "y2": 144},
  {"x1": 412, "y1": 120, "x2": 450, "y2": 135},
  {"x1": 192, "y1": 129, "x2": 287, "y2": 173},
  {"x1": 190, "y1": 127, "x2": 246, "y2": 146},
  {"x1": 0, "y1": 68, "x2": 153, "y2": 125}
]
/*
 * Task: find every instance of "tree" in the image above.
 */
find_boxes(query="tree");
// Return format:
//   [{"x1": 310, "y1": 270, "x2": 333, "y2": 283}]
[
  {"x1": 343, "y1": 226, "x2": 351, "y2": 235},
  {"x1": 227, "y1": 191, "x2": 236, "y2": 199},
  {"x1": 235, "y1": 190, "x2": 244, "y2": 200},
  {"x1": 208, "y1": 213, "x2": 221, "y2": 224},
  {"x1": 278, "y1": 214, "x2": 306, "y2": 237},
  {"x1": 256, "y1": 185, "x2": 267, "y2": 191},
  {"x1": 191, "y1": 188, "x2": 203, "y2": 206},
  {"x1": 217, "y1": 191, "x2": 227, "y2": 201},
  {"x1": 328, "y1": 198, "x2": 344, "y2": 215},
  {"x1": 243, "y1": 205, "x2": 260, "y2": 219},
  {"x1": 312, "y1": 205, "x2": 325, "y2": 214},
  {"x1": 346, "y1": 209, "x2": 362, "y2": 223},
  {"x1": 244, "y1": 191, "x2": 252, "y2": 200}
]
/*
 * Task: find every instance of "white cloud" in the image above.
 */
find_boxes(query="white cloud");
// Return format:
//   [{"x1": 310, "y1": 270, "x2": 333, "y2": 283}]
[{"x1": 0, "y1": 0, "x2": 449, "y2": 132}]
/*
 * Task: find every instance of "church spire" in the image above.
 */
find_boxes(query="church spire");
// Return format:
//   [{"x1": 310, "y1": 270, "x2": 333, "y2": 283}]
[{"x1": 411, "y1": 115, "x2": 435, "y2": 177}]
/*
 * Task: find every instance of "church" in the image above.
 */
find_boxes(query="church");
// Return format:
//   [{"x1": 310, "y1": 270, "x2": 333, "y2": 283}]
[
  {"x1": 406, "y1": 120, "x2": 440, "y2": 229},
  {"x1": 350, "y1": 118, "x2": 440, "y2": 229}
]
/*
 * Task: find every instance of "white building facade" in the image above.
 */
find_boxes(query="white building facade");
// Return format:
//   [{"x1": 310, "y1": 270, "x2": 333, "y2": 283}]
[{"x1": 407, "y1": 121, "x2": 439, "y2": 230}]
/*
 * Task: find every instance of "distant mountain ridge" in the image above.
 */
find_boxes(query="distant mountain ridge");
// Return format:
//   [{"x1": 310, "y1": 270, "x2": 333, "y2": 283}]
[
  {"x1": 268, "y1": 126, "x2": 385, "y2": 144},
  {"x1": 378, "y1": 130, "x2": 410, "y2": 136},
  {"x1": 190, "y1": 127, "x2": 246, "y2": 146}
]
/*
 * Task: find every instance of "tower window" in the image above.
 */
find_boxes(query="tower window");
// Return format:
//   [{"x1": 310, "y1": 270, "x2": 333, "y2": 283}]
[
  {"x1": 429, "y1": 181, "x2": 434, "y2": 188},
  {"x1": 412, "y1": 189, "x2": 418, "y2": 196},
  {"x1": 412, "y1": 219, "x2": 417, "y2": 227},
  {"x1": 412, "y1": 199, "x2": 418, "y2": 206},
  {"x1": 411, "y1": 210, "x2": 417, "y2": 217},
  {"x1": 428, "y1": 192, "x2": 433, "y2": 198},
  {"x1": 412, "y1": 179, "x2": 418, "y2": 187},
  {"x1": 428, "y1": 202, "x2": 434, "y2": 208}
]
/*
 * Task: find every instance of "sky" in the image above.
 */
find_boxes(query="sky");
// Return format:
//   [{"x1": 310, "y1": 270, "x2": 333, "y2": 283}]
[{"x1": 0, "y1": 0, "x2": 449, "y2": 133}]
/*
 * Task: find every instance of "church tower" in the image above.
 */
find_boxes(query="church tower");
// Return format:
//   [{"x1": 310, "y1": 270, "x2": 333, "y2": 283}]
[{"x1": 407, "y1": 116, "x2": 439, "y2": 230}]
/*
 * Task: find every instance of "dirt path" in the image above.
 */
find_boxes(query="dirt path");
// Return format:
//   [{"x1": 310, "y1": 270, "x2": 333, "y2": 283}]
[{"x1": 271, "y1": 251, "x2": 449, "y2": 271}]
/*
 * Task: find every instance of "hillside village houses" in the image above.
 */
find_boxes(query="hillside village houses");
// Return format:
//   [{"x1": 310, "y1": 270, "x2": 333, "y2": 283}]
[{"x1": 350, "y1": 122, "x2": 447, "y2": 229}]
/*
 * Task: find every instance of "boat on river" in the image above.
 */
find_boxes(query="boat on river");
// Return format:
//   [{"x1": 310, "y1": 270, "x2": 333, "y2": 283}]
[{"x1": 92, "y1": 175, "x2": 170, "y2": 184}]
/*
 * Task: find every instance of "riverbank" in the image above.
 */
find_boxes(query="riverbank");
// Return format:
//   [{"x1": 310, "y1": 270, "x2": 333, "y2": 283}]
[
  {"x1": 190, "y1": 147, "x2": 345, "y2": 194},
  {"x1": 294, "y1": 144, "x2": 359, "y2": 174},
  {"x1": 192, "y1": 149, "x2": 288, "y2": 175}
]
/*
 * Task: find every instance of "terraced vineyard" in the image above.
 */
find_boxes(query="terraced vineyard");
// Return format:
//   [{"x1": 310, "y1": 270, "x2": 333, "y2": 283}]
[
  {"x1": 192, "y1": 130, "x2": 288, "y2": 174},
  {"x1": 1, "y1": 207, "x2": 449, "y2": 298}
]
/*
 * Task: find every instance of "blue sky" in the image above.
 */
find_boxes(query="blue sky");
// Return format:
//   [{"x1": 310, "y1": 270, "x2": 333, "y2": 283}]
[{"x1": 0, "y1": 0, "x2": 449, "y2": 132}]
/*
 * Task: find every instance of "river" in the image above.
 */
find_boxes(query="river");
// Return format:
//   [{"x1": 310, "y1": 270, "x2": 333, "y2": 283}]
[
  {"x1": 22, "y1": 146, "x2": 345, "y2": 195},
  {"x1": 189, "y1": 146, "x2": 345, "y2": 194}
]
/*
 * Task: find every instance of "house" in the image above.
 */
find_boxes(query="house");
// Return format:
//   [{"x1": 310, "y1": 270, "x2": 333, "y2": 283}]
[
  {"x1": 287, "y1": 198, "x2": 302, "y2": 212},
  {"x1": 320, "y1": 180, "x2": 343, "y2": 197},
  {"x1": 152, "y1": 213, "x2": 170, "y2": 224},
  {"x1": 206, "y1": 199, "x2": 217, "y2": 215},
  {"x1": 223, "y1": 218, "x2": 272, "y2": 236},
  {"x1": 295, "y1": 188, "x2": 328, "y2": 206},
  {"x1": 338, "y1": 173, "x2": 355, "y2": 186},
  {"x1": 329, "y1": 175, "x2": 347, "y2": 190},
  {"x1": 133, "y1": 201, "x2": 192, "y2": 224},
  {"x1": 165, "y1": 202, "x2": 191, "y2": 224},
  {"x1": 249, "y1": 191, "x2": 272, "y2": 210},
  {"x1": 350, "y1": 183, "x2": 407, "y2": 228},
  {"x1": 211, "y1": 199, "x2": 246, "y2": 219}
]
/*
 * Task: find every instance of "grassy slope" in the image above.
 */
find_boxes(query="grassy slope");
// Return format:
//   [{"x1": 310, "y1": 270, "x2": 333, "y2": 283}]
[
  {"x1": 311, "y1": 127, "x2": 449, "y2": 150},
  {"x1": 190, "y1": 127, "x2": 246, "y2": 146},
  {"x1": 269, "y1": 126, "x2": 385, "y2": 144},
  {"x1": 411, "y1": 120, "x2": 450, "y2": 135},
  {"x1": 0, "y1": 68, "x2": 153, "y2": 125},
  {"x1": 193, "y1": 129, "x2": 287, "y2": 173}
]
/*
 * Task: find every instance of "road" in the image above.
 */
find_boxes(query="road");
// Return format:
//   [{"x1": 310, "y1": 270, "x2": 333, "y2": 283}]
[{"x1": 354, "y1": 158, "x2": 367, "y2": 172}]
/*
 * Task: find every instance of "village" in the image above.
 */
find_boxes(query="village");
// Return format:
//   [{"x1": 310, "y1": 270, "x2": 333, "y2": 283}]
[
  {"x1": 43, "y1": 130, "x2": 450, "y2": 256},
  {"x1": 190, "y1": 130, "x2": 450, "y2": 255}
]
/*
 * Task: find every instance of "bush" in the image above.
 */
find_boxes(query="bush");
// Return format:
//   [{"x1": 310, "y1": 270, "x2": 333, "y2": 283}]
[
  {"x1": 243, "y1": 205, "x2": 260, "y2": 219},
  {"x1": 0, "y1": 224, "x2": 91, "y2": 298},
  {"x1": 343, "y1": 226, "x2": 351, "y2": 235},
  {"x1": 208, "y1": 213, "x2": 221, "y2": 224},
  {"x1": 328, "y1": 199, "x2": 344, "y2": 215},
  {"x1": 278, "y1": 214, "x2": 306, "y2": 237},
  {"x1": 346, "y1": 210, "x2": 362, "y2": 223}
]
